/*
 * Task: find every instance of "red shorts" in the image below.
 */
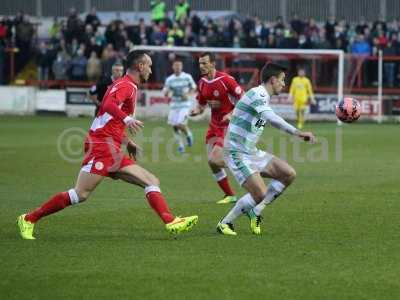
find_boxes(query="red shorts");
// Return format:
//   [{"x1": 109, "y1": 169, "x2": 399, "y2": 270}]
[
  {"x1": 81, "y1": 142, "x2": 135, "y2": 177},
  {"x1": 205, "y1": 126, "x2": 227, "y2": 148}
]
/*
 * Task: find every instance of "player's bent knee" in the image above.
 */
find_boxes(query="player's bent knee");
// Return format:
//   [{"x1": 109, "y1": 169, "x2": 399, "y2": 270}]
[
  {"x1": 249, "y1": 185, "x2": 267, "y2": 203},
  {"x1": 68, "y1": 188, "x2": 86, "y2": 204},
  {"x1": 207, "y1": 158, "x2": 216, "y2": 167},
  {"x1": 72, "y1": 188, "x2": 93, "y2": 203},
  {"x1": 152, "y1": 177, "x2": 160, "y2": 187},
  {"x1": 146, "y1": 173, "x2": 160, "y2": 187},
  {"x1": 252, "y1": 190, "x2": 266, "y2": 203},
  {"x1": 208, "y1": 156, "x2": 224, "y2": 168},
  {"x1": 285, "y1": 168, "x2": 297, "y2": 184}
]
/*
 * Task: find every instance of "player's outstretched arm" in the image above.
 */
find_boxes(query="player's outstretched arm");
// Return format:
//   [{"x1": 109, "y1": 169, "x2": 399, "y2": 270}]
[
  {"x1": 261, "y1": 109, "x2": 316, "y2": 143},
  {"x1": 102, "y1": 98, "x2": 144, "y2": 134},
  {"x1": 124, "y1": 116, "x2": 144, "y2": 134},
  {"x1": 295, "y1": 131, "x2": 316, "y2": 143},
  {"x1": 102, "y1": 84, "x2": 144, "y2": 134}
]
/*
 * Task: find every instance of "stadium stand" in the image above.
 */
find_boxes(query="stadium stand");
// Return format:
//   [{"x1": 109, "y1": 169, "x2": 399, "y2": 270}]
[{"x1": 0, "y1": 0, "x2": 400, "y2": 91}]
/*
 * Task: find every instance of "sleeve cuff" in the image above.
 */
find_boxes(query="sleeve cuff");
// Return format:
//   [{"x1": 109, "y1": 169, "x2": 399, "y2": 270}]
[{"x1": 123, "y1": 116, "x2": 134, "y2": 125}]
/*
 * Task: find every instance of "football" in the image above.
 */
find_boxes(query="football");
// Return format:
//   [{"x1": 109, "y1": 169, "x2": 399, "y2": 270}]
[{"x1": 336, "y1": 97, "x2": 361, "y2": 123}]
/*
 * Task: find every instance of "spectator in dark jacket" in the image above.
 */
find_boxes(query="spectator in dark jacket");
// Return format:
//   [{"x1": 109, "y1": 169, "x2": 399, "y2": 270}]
[
  {"x1": 69, "y1": 48, "x2": 87, "y2": 80},
  {"x1": 15, "y1": 14, "x2": 34, "y2": 70},
  {"x1": 383, "y1": 36, "x2": 398, "y2": 87},
  {"x1": 290, "y1": 13, "x2": 305, "y2": 35},
  {"x1": 66, "y1": 7, "x2": 83, "y2": 42},
  {"x1": 191, "y1": 14, "x2": 203, "y2": 37},
  {"x1": 100, "y1": 44, "x2": 117, "y2": 78},
  {"x1": 245, "y1": 30, "x2": 259, "y2": 48},
  {"x1": 274, "y1": 16, "x2": 285, "y2": 31},
  {"x1": 151, "y1": 24, "x2": 167, "y2": 45},
  {"x1": 314, "y1": 29, "x2": 331, "y2": 49},
  {"x1": 85, "y1": 7, "x2": 101, "y2": 32},
  {"x1": 278, "y1": 30, "x2": 299, "y2": 48},
  {"x1": 52, "y1": 51, "x2": 69, "y2": 80},
  {"x1": 325, "y1": 15, "x2": 337, "y2": 47},
  {"x1": 356, "y1": 16, "x2": 369, "y2": 35},
  {"x1": 85, "y1": 36, "x2": 102, "y2": 58},
  {"x1": 36, "y1": 42, "x2": 53, "y2": 81},
  {"x1": 372, "y1": 15, "x2": 387, "y2": 33}
]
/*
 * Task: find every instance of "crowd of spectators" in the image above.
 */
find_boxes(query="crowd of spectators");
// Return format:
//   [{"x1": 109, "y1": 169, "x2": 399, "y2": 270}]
[
  {"x1": 0, "y1": 11, "x2": 36, "y2": 84},
  {"x1": 1, "y1": 0, "x2": 400, "y2": 87}
]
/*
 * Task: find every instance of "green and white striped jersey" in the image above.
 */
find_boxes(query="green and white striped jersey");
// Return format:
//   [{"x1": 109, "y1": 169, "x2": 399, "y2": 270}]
[
  {"x1": 225, "y1": 85, "x2": 272, "y2": 154},
  {"x1": 163, "y1": 72, "x2": 196, "y2": 109}
]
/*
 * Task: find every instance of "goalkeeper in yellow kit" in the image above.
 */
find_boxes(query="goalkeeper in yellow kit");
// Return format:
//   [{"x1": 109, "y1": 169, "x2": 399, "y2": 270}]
[{"x1": 289, "y1": 68, "x2": 315, "y2": 129}]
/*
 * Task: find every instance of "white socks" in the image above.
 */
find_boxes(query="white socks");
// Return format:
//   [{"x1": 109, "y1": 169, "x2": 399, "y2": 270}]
[
  {"x1": 68, "y1": 188, "x2": 80, "y2": 205},
  {"x1": 144, "y1": 185, "x2": 161, "y2": 195},
  {"x1": 252, "y1": 180, "x2": 286, "y2": 216},
  {"x1": 221, "y1": 180, "x2": 286, "y2": 224},
  {"x1": 222, "y1": 193, "x2": 256, "y2": 224}
]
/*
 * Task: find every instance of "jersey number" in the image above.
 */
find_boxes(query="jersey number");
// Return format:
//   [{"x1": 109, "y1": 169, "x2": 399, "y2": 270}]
[{"x1": 255, "y1": 119, "x2": 266, "y2": 128}]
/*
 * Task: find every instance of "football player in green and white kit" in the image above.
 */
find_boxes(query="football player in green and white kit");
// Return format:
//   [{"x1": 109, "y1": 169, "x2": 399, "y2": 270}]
[
  {"x1": 217, "y1": 63, "x2": 316, "y2": 236},
  {"x1": 163, "y1": 58, "x2": 196, "y2": 153}
]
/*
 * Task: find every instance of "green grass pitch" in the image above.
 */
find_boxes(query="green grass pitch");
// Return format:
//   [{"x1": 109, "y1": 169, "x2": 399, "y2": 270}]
[{"x1": 1, "y1": 116, "x2": 399, "y2": 299}]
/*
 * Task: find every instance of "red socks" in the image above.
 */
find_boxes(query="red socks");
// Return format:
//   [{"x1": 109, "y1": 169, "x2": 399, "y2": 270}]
[
  {"x1": 24, "y1": 187, "x2": 176, "y2": 225},
  {"x1": 213, "y1": 170, "x2": 235, "y2": 196},
  {"x1": 145, "y1": 187, "x2": 175, "y2": 224},
  {"x1": 217, "y1": 177, "x2": 235, "y2": 196},
  {"x1": 25, "y1": 191, "x2": 72, "y2": 223}
]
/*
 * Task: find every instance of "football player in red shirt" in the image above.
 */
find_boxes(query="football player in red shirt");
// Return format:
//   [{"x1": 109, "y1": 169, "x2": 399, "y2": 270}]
[
  {"x1": 17, "y1": 51, "x2": 198, "y2": 240},
  {"x1": 190, "y1": 52, "x2": 244, "y2": 204}
]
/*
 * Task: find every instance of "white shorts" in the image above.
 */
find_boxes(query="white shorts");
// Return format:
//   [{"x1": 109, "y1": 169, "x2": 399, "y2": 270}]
[
  {"x1": 168, "y1": 107, "x2": 190, "y2": 126},
  {"x1": 224, "y1": 149, "x2": 274, "y2": 185}
]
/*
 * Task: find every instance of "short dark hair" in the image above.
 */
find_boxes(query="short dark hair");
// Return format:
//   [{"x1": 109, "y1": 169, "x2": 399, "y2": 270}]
[
  {"x1": 125, "y1": 50, "x2": 148, "y2": 70},
  {"x1": 173, "y1": 57, "x2": 184, "y2": 64},
  {"x1": 260, "y1": 63, "x2": 287, "y2": 83},
  {"x1": 199, "y1": 52, "x2": 216, "y2": 62},
  {"x1": 112, "y1": 62, "x2": 124, "y2": 68}
]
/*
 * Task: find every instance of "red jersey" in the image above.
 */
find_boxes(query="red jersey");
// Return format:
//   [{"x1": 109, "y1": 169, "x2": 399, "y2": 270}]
[
  {"x1": 197, "y1": 71, "x2": 243, "y2": 130},
  {"x1": 87, "y1": 74, "x2": 138, "y2": 148}
]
